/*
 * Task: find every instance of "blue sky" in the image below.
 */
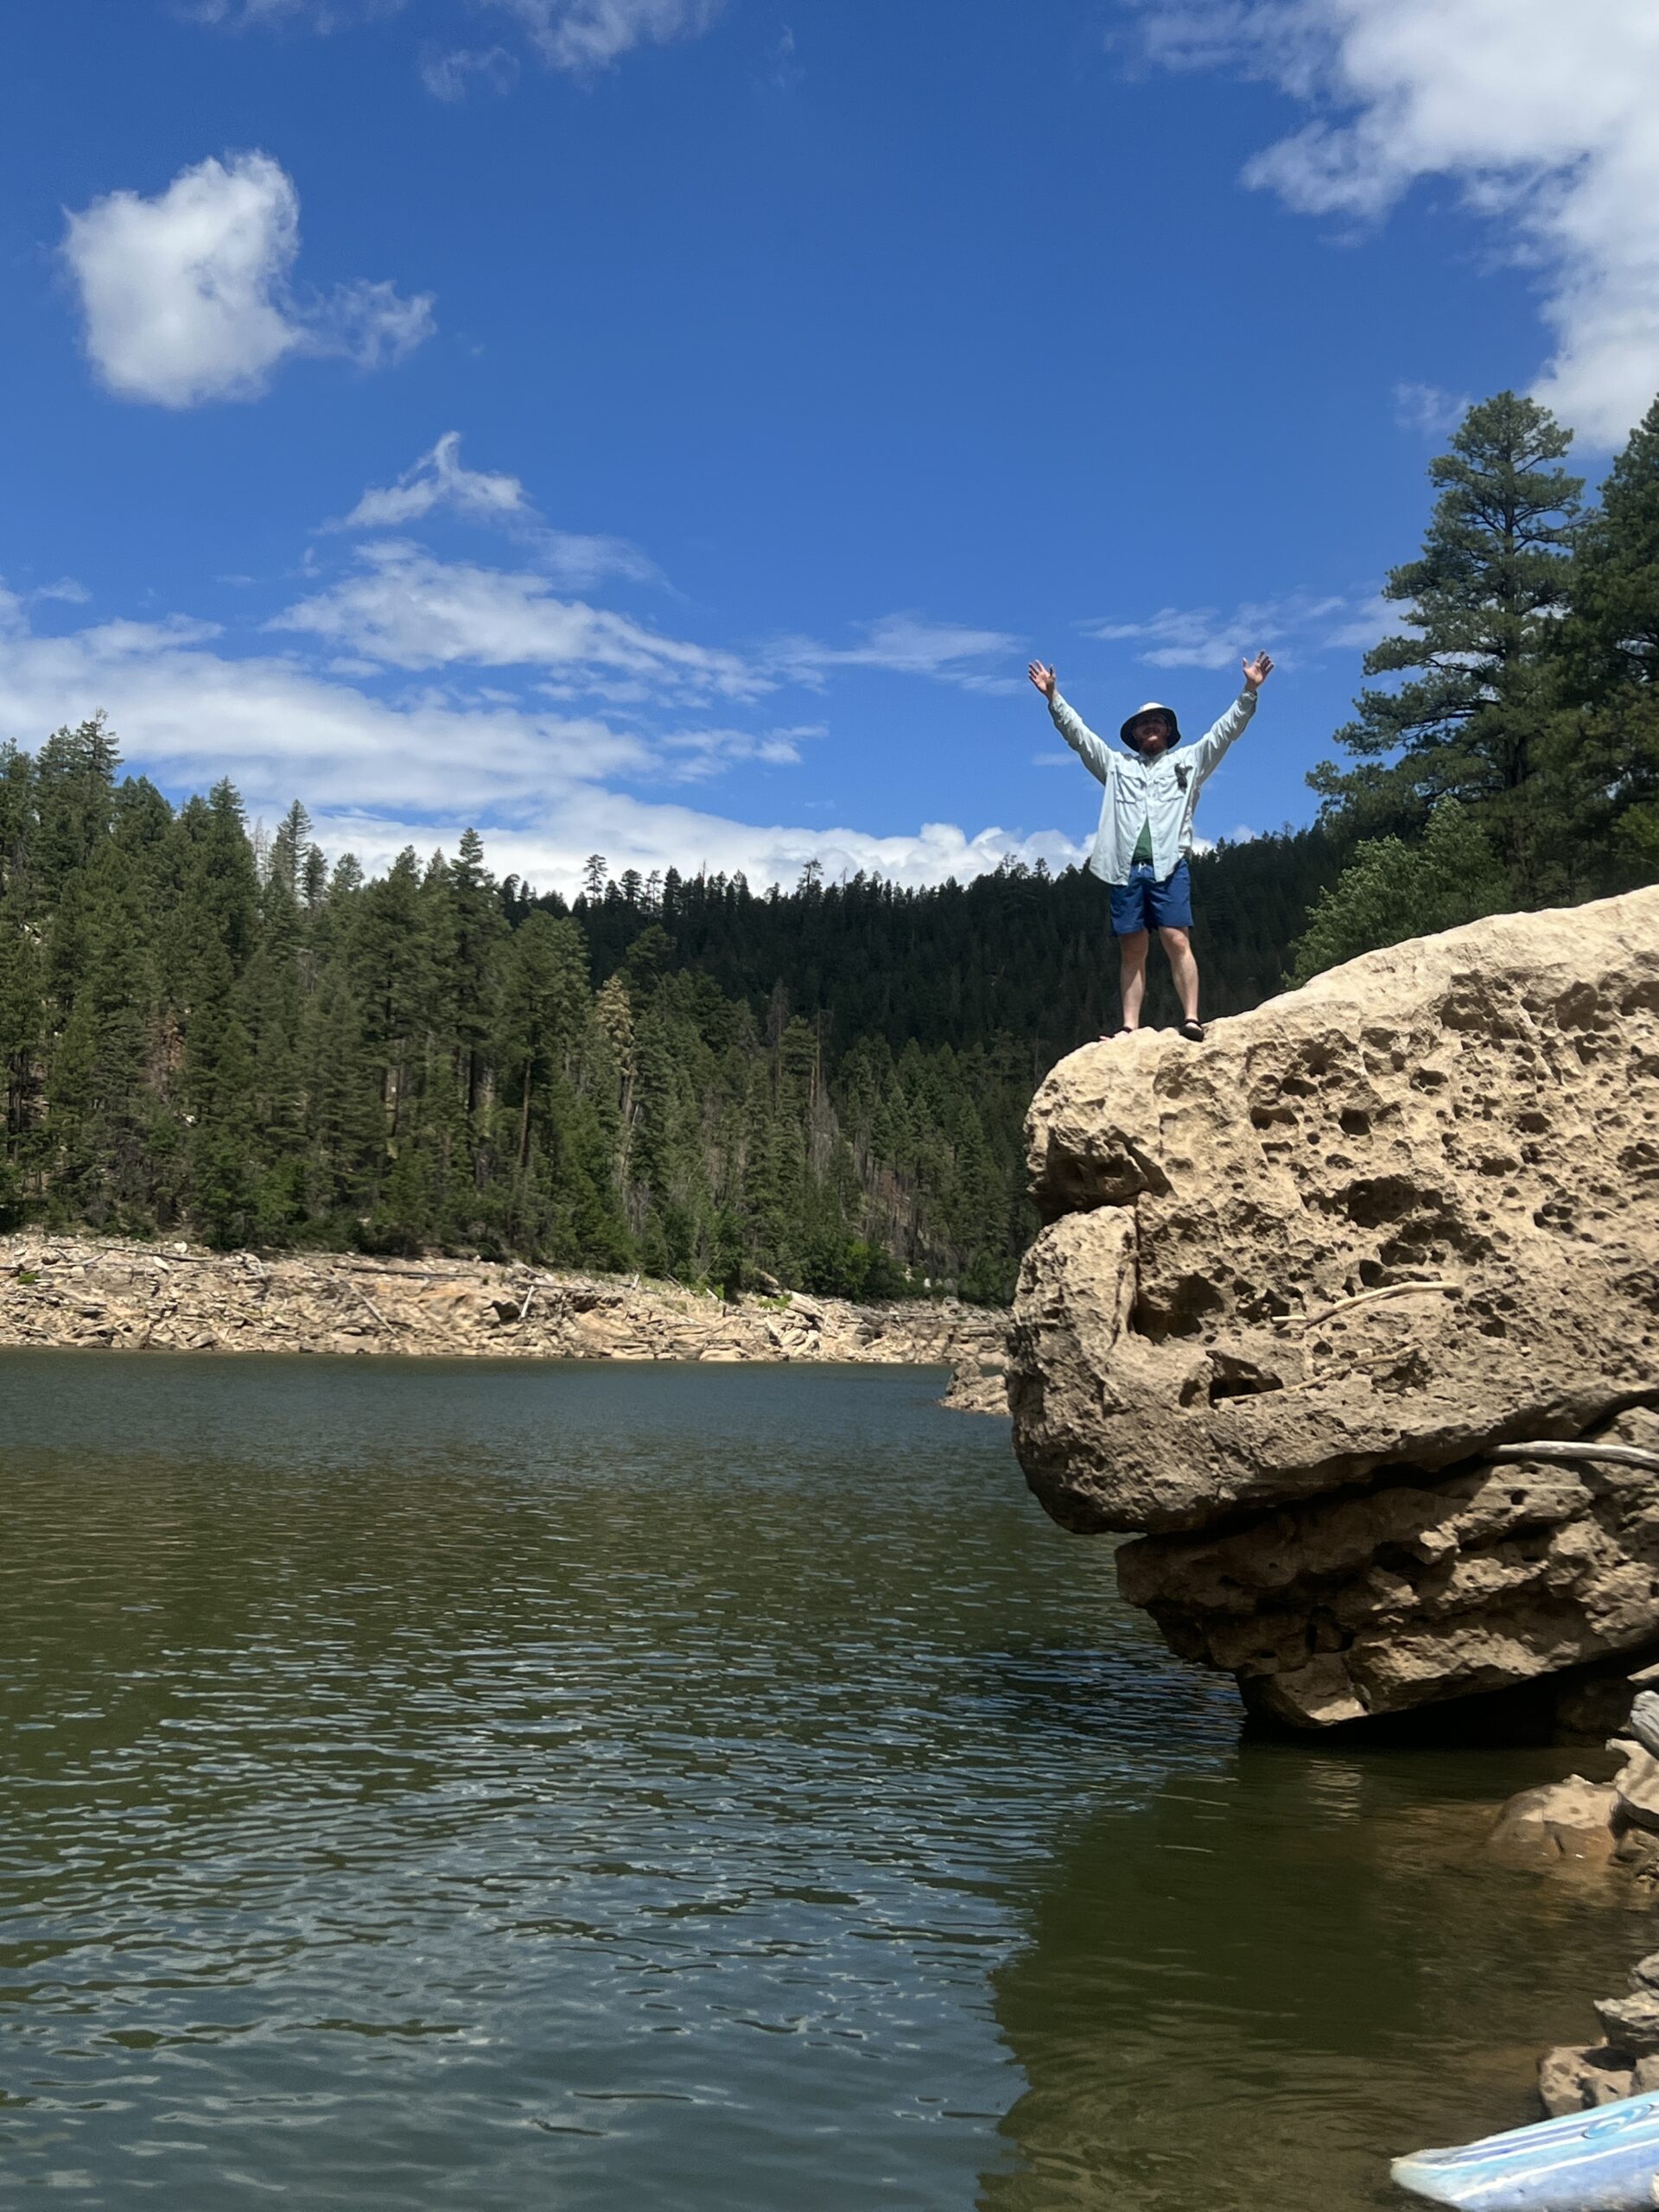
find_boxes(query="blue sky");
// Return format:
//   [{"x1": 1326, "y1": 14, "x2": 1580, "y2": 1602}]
[{"x1": 2, "y1": 0, "x2": 1655, "y2": 893}]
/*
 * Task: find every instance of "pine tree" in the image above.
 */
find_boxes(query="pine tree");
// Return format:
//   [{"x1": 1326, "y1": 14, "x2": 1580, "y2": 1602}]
[
  {"x1": 1311, "y1": 392, "x2": 1583, "y2": 891},
  {"x1": 1289, "y1": 800, "x2": 1511, "y2": 983},
  {"x1": 1554, "y1": 396, "x2": 1659, "y2": 880}
]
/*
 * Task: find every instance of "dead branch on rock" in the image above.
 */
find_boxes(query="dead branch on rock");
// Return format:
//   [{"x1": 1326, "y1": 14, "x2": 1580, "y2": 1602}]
[
  {"x1": 1489, "y1": 1440, "x2": 1659, "y2": 1474},
  {"x1": 1297, "y1": 1279, "x2": 1458, "y2": 1329},
  {"x1": 342, "y1": 1276, "x2": 398, "y2": 1332}
]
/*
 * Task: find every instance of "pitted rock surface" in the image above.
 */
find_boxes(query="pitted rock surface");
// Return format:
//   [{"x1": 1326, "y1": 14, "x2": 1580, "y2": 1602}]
[
  {"x1": 1009, "y1": 888, "x2": 1659, "y2": 1722},
  {"x1": 1120, "y1": 1411, "x2": 1659, "y2": 1726}
]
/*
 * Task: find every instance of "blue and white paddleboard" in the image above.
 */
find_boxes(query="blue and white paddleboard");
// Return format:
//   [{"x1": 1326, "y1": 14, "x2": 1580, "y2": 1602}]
[{"x1": 1393, "y1": 2093, "x2": 1659, "y2": 2209}]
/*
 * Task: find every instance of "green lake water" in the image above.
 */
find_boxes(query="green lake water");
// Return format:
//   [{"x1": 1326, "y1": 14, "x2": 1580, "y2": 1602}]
[{"x1": 0, "y1": 1352, "x2": 1645, "y2": 2209}]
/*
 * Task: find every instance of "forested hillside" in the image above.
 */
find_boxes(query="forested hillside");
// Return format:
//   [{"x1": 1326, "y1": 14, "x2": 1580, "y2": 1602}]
[
  {"x1": 0, "y1": 727, "x2": 1336, "y2": 1302},
  {"x1": 7, "y1": 387, "x2": 1656, "y2": 1300}
]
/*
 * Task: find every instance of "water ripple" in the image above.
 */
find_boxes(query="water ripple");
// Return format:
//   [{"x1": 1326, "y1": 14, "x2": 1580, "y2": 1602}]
[{"x1": 0, "y1": 1354, "x2": 1637, "y2": 2210}]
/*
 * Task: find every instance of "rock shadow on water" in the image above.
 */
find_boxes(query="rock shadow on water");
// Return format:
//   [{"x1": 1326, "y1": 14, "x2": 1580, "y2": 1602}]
[{"x1": 976, "y1": 1735, "x2": 1650, "y2": 2212}]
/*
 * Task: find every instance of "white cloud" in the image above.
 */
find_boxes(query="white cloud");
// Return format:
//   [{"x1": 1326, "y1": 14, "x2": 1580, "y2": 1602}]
[
  {"x1": 1085, "y1": 590, "x2": 1351, "y2": 670},
  {"x1": 772, "y1": 613, "x2": 1020, "y2": 689},
  {"x1": 338, "y1": 432, "x2": 531, "y2": 531},
  {"x1": 1129, "y1": 0, "x2": 1659, "y2": 447},
  {"x1": 329, "y1": 432, "x2": 657, "y2": 587},
  {"x1": 658, "y1": 722, "x2": 823, "y2": 781},
  {"x1": 270, "y1": 542, "x2": 764, "y2": 696},
  {"x1": 482, "y1": 0, "x2": 726, "y2": 73},
  {"x1": 0, "y1": 589, "x2": 1083, "y2": 896},
  {"x1": 180, "y1": 0, "x2": 407, "y2": 27},
  {"x1": 420, "y1": 45, "x2": 519, "y2": 99},
  {"x1": 186, "y1": 0, "x2": 722, "y2": 75},
  {"x1": 1393, "y1": 380, "x2": 1471, "y2": 437},
  {"x1": 61, "y1": 152, "x2": 434, "y2": 407},
  {"x1": 303, "y1": 804, "x2": 1084, "y2": 899},
  {"x1": 1320, "y1": 590, "x2": 1394, "y2": 653}
]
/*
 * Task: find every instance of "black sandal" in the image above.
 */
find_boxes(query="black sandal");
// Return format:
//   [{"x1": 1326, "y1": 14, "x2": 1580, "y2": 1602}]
[{"x1": 1179, "y1": 1018, "x2": 1205, "y2": 1043}]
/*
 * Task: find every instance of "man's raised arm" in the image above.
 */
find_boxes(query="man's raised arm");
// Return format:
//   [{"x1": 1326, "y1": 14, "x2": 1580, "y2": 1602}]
[
  {"x1": 1028, "y1": 660, "x2": 1111, "y2": 785},
  {"x1": 1191, "y1": 651, "x2": 1274, "y2": 781}
]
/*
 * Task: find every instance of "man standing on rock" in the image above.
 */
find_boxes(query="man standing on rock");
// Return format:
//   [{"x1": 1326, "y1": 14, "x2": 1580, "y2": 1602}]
[{"x1": 1027, "y1": 652, "x2": 1274, "y2": 1040}]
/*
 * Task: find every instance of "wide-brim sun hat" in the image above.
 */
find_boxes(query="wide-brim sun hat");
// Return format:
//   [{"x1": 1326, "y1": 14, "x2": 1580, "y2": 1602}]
[{"x1": 1120, "y1": 701, "x2": 1183, "y2": 750}]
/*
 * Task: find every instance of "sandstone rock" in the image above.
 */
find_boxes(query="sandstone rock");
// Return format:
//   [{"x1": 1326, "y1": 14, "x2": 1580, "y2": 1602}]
[
  {"x1": 1489, "y1": 1775, "x2": 1618, "y2": 1867},
  {"x1": 1008, "y1": 890, "x2": 1659, "y2": 1723},
  {"x1": 1612, "y1": 1742, "x2": 1659, "y2": 1833},
  {"x1": 1539, "y1": 2044, "x2": 1636, "y2": 2117},
  {"x1": 1013, "y1": 888, "x2": 1659, "y2": 1537},
  {"x1": 1116, "y1": 1410, "x2": 1659, "y2": 1726},
  {"x1": 942, "y1": 1361, "x2": 1010, "y2": 1416},
  {"x1": 1627, "y1": 1690, "x2": 1659, "y2": 1758},
  {"x1": 1598, "y1": 1992, "x2": 1659, "y2": 2057}
]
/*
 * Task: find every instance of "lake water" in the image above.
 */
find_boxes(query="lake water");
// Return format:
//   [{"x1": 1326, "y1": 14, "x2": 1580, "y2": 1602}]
[{"x1": 0, "y1": 1353, "x2": 1645, "y2": 2210}]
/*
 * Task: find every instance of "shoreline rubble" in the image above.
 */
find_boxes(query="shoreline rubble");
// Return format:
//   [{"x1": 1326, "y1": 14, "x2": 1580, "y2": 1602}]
[{"x1": 0, "y1": 1231, "x2": 1011, "y2": 1406}]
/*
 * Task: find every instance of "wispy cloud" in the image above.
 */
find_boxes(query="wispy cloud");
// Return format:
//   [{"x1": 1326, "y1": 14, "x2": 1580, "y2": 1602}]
[
  {"x1": 327, "y1": 432, "x2": 658, "y2": 588},
  {"x1": 1122, "y1": 0, "x2": 1659, "y2": 447},
  {"x1": 480, "y1": 0, "x2": 727, "y2": 75},
  {"x1": 177, "y1": 0, "x2": 407, "y2": 24},
  {"x1": 1393, "y1": 381, "x2": 1471, "y2": 438},
  {"x1": 1084, "y1": 589, "x2": 1365, "y2": 670},
  {"x1": 1319, "y1": 591, "x2": 1394, "y2": 653},
  {"x1": 334, "y1": 434, "x2": 531, "y2": 531},
  {"x1": 658, "y1": 722, "x2": 824, "y2": 782},
  {"x1": 771, "y1": 613, "x2": 1020, "y2": 690},
  {"x1": 61, "y1": 152, "x2": 434, "y2": 407},
  {"x1": 420, "y1": 44, "x2": 519, "y2": 99},
  {"x1": 186, "y1": 0, "x2": 729, "y2": 94},
  {"x1": 0, "y1": 583, "x2": 1082, "y2": 895},
  {"x1": 270, "y1": 542, "x2": 766, "y2": 698}
]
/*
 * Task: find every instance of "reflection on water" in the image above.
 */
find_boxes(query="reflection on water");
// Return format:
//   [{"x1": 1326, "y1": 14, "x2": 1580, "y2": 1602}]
[
  {"x1": 0, "y1": 1352, "x2": 1641, "y2": 2210},
  {"x1": 987, "y1": 1742, "x2": 1638, "y2": 2212}
]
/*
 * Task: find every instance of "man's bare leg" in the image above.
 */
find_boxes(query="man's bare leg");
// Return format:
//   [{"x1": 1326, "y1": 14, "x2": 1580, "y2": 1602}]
[
  {"x1": 1160, "y1": 925, "x2": 1200, "y2": 1024},
  {"x1": 1117, "y1": 930, "x2": 1149, "y2": 1031}
]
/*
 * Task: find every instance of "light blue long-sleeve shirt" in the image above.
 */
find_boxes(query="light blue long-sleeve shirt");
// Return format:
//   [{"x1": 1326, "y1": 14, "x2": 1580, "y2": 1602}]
[{"x1": 1048, "y1": 689, "x2": 1258, "y2": 886}]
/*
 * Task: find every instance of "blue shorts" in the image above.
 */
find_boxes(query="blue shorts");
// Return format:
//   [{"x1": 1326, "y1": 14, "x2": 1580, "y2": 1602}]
[{"x1": 1109, "y1": 859, "x2": 1192, "y2": 936}]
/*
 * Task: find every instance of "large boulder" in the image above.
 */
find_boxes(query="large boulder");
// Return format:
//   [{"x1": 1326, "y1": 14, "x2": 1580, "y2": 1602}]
[{"x1": 1009, "y1": 889, "x2": 1659, "y2": 1724}]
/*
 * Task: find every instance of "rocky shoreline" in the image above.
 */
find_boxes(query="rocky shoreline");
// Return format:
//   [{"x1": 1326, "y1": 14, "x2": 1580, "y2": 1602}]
[{"x1": 0, "y1": 1232, "x2": 1012, "y2": 1405}]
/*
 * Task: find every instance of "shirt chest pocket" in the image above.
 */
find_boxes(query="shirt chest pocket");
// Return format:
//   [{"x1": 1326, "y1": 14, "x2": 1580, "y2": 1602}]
[{"x1": 1120, "y1": 761, "x2": 1186, "y2": 810}]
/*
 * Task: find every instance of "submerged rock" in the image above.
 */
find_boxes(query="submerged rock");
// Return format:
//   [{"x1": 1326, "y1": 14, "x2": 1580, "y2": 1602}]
[
  {"x1": 1611, "y1": 1739, "x2": 1659, "y2": 1833},
  {"x1": 1009, "y1": 888, "x2": 1659, "y2": 1725},
  {"x1": 1488, "y1": 1775, "x2": 1619, "y2": 1868},
  {"x1": 1538, "y1": 2044, "x2": 1641, "y2": 2118}
]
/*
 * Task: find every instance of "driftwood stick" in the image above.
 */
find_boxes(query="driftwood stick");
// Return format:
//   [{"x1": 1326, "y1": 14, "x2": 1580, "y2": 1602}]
[
  {"x1": 1299, "y1": 1279, "x2": 1458, "y2": 1329},
  {"x1": 343, "y1": 1277, "x2": 397, "y2": 1331},
  {"x1": 518, "y1": 1282, "x2": 537, "y2": 1323},
  {"x1": 1489, "y1": 1441, "x2": 1659, "y2": 1474}
]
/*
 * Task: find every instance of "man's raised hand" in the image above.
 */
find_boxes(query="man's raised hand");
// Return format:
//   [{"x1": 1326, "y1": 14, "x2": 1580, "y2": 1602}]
[
  {"x1": 1027, "y1": 661, "x2": 1057, "y2": 701},
  {"x1": 1243, "y1": 651, "x2": 1274, "y2": 692}
]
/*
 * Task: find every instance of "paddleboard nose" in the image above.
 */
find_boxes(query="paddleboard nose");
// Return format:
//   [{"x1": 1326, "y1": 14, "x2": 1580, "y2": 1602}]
[{"x1": 1392, "y1": 2093, "x2": 1659, "y2": 2209}]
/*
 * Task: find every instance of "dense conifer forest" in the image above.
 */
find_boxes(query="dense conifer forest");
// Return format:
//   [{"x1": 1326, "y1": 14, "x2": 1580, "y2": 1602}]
[
  {"x1": 3, "y1": 389, "x2": 1656, "y2": 1299},
  {"x1": 0, "y1": 722, "x2": 1340, "y2": 1303}
]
